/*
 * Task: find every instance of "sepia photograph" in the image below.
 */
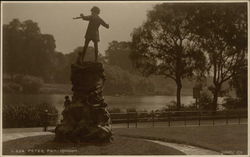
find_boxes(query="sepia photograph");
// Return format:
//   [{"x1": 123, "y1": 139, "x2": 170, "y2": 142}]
[{"x1": 1, "y1": 1, "x2": 249, "y2": 155}]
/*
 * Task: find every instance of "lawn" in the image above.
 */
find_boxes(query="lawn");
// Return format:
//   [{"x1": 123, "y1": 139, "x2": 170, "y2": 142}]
[
  {"x1": 115, "y1": 124, "x2": 248, "y2": 154},
  {"x1": 2, "y1": 135, "x2": 184, "y2": 155},
  {"x1": 3, "y1": 124, "x2": 247, "y2": 155}
]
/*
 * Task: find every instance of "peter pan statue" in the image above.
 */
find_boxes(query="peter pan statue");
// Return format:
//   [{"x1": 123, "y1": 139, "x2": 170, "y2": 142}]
[{"x1": 73, "y1": 6, "x2": 110, "y2": 64}]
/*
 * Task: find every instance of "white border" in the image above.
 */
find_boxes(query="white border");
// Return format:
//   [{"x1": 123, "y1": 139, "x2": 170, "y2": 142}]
[{"x1": 0, "y1": 1, "x2": 249, "y2": 157}]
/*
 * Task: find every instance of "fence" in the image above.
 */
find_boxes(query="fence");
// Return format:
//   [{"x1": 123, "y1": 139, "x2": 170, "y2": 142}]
[
  {"x1": 44, "y1": 109, "x2": 248, "y2": 130},
  {"x1": 109, "y1": 110, "x2": 248, "y2": 128}
]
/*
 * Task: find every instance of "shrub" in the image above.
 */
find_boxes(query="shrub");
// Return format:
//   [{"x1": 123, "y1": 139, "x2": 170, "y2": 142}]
[
  {"x1": 3, "y1": 103, "x2": 58, "y2": 128},
  {"x1": 197, "y1": 91, "x2": 213, "y2": 110},
  {"x1": 108, "y1": 107, "x2": 123, "y2": 113},
  {"x1": 162, "y1": 101, "x2": 178, "y2": 111},
  {"x1": 222, "y1": 97, "x2": 244, "y2": 110},
  {"x1": 126, "y1": 108, "x2": 137, "y2": 113},
  {"x1": 3, "y1": 82, "x2": 23, "y2": 93},
  {"x1": 183, "y1": 103, "x2": 198, "y2": 111},
  {"x1": 13, "y1": 74, "x2": 44, "y2": 93}
]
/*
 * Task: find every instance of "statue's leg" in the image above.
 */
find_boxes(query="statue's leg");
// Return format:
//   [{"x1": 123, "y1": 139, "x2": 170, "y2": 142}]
[
  {"x1": 94, "y1": 41, "x2": 99, "y2": 62},
  {"x1": 81, "y1": 39, "x2": 90, "y2": 63}
]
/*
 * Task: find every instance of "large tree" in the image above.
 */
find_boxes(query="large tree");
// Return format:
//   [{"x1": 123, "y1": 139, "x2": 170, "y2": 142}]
[
  {"x1": 189, "y1": 3, "x2": 247, "y2": 111},
  {"x1": 131, "y1": 4, "x2": 207, "y2": 110},
  {"x1": 3, "y1": 19, "x2": 57, "y2": 82}
]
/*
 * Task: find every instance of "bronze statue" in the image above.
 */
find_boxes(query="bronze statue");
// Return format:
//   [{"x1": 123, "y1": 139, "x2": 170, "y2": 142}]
[{"x1": 73, "y1": 6, "x2": 109, "y2": 64}]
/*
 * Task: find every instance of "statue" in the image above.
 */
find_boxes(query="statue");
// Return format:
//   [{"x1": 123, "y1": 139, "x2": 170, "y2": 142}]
[
  {"x1": 73, "y1": 6, "x2": 110, "y2": 64},
  {"x1": 55, "y1": 62, "x2": 112, "y2": 143},
  {"x1": 55, "y1": 7, "x2": 112, "y2": 144}
]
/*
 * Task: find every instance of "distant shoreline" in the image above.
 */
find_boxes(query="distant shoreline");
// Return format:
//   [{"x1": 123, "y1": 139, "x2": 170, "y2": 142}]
[{"x1": 3, "y1": 82, "x2": 235, "y2": 97}]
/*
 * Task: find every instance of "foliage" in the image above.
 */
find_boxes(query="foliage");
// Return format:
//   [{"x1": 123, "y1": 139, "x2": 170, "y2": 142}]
[
  {"x1": 230, "y1": 65, "x2": 247, "y2": 108},
  {"x1": 222, "y1": 97, "x2": 245, "y2": 110},
  {"x1": 189, "y1": 3, "x2": 247, "y2": 111},
  {"x1": 162, "y1": 101, "x2": 178, "y2": 111},
  {"x1": 3, "y1": 19, "x2": 56, "y2": 82},
  {"x1": 108, "y1": 107, "x2": 123, "y2": 113},
  {"x1": 3, "y1": 74, "x2": 44, "y2": 94},
  {"x1": 13, "y1": 74, "x2": 44, "y2": 93},
  {"x1": 104, "y1": 64, "x2": 155, "y2": 95},
  {"x1": 126, "y1": 108, "x2": 137, "y2": 113},
  {"x1": 197, "y1": 91, "x2": 213, "y2": 110},
  {"x1": 3, "y1": 103, "x2": 58, "y2": 128},
  {"x1": 131, "y1": 3, "x2": 207, "y2": 109},
  {"x1": 105, "y1": 41, "x2": 133, "y2": 72},
  {"x1": 3, "y1": 82, "x2": 23, "y2": 93}
]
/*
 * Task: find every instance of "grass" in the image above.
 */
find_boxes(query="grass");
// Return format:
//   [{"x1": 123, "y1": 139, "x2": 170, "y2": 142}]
[
  {"x1": 2, "y1": 135, "x2": 184, "y2": 155},
  {"x1": 115, "y1": 124, "x2": 248, "y2": 154}
]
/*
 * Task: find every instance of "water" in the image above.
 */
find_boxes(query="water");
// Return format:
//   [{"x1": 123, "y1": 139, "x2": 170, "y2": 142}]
[{"x1": 3, "y1": 94, "x2": 197, "y2": 114}]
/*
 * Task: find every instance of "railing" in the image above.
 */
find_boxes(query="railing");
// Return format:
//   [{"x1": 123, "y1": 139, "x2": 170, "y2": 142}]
[
  {"x1": 109, "y1": 110, "x2": 248, "y2": 128},
  {"x1": 44, "y1": 109, "x2": 247, "y2": 131}
]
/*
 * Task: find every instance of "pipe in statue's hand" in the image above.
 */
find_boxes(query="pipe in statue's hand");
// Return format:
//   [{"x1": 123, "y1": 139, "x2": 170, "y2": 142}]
[
  {"x1": 73, "y1": 17, "x2": 82, "y2": 20},
  {"x1": 73, "y1": 13, "x2": 84, "y2": 20}
]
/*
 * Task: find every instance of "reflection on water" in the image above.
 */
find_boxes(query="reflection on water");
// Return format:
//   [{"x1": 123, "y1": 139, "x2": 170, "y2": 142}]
[
  {"x1": 105, "y1": 95, "x2": 195, "y2": 111},
  {"x1": 3, "y1": 94, "x2": 196, "y2": 113}
]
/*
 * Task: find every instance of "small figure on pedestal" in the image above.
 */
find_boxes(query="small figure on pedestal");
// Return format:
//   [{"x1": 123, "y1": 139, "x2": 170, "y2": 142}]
[{"x1": 73, "y1": 6, "x2": 110, "y2": 64}]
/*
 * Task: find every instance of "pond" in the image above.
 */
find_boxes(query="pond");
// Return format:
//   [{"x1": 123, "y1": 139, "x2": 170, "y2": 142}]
[{"x1": 3, "y1": 94, "x2": 198, "y2": 114}]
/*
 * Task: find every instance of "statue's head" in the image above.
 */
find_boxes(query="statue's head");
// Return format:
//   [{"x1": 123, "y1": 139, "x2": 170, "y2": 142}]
[{"x1": 91, "y1": 6, "x2": 100, "y2": 15}]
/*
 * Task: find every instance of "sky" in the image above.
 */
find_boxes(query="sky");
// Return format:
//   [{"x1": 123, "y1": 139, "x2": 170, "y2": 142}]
[{"x1": 2, "y1": 2, "x2": 162, "y2": 54}]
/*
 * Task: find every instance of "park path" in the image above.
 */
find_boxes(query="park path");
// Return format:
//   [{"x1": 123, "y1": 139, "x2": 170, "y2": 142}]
[
  {"x1": 147, "y1": 140, "x2": 221, "y2": 155},
  {"x1": 2, "y1": 132, "x2": 53, "y2": 142}
]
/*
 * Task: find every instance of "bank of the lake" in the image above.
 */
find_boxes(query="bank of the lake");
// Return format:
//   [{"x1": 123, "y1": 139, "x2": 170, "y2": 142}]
[{"x1": 3, "y1": 94, "x2": 200, "y2": 113}]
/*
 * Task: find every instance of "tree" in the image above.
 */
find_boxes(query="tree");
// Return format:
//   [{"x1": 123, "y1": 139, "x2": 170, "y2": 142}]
[
  {"x1": 105, "y1": 41, "x2": 133, "y2": 72},
  {"x1": 230, "y1": 65, "x2": 247, "y2": 108},
  {"x1": 131, "y1": 4, "x2": 206, "y2": 110},
  {"x1": 3, "y1": 19, "x2": 57, "y2": 82},
  {"x1": 3, "y1": 19, "x2": 24, "y2": 77},
  {"x1": 189, "y1": 3, "x2": 247, "y2": 111}
]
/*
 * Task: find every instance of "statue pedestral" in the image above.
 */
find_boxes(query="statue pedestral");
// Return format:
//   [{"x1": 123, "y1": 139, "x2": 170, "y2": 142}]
[{"x1": 55, "y1": 62, "x2": 112, "y2": 143}]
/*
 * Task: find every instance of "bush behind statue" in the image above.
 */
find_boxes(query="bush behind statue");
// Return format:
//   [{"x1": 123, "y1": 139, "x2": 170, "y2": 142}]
[
  {"x1": 3, "y1": 103, "x2": 58, "y2": 128},
  {"x1": 222, "y1": 97, "x2": 246, "y2": 110},
  {"x1": 3, "y1": 74, "x2": 44, "y2": 94}
]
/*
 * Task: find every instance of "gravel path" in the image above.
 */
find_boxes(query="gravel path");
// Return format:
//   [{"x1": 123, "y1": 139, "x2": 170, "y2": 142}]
[
  {"x1": 2, "y1": 132, "x2": 53, "y2": 142},
  {"x1": 147, "y1": 139, "x2": 221, "y2": 155}
]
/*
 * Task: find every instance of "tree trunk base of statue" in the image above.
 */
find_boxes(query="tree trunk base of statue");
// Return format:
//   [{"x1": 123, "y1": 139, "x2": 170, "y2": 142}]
[{"x1": 55, "y1": 62, "x2": 112, "y2": 143}]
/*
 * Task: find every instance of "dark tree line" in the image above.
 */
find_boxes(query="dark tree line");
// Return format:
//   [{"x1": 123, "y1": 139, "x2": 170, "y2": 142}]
[
  {"x1": 131, "y1": 3, "x2": 247, "y2": 111},
  {"x1": 3, "y1": 19, "x2": 57, "y2": 82}
]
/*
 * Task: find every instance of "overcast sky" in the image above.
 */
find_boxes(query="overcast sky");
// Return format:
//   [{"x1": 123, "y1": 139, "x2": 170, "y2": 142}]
[{"x1": 2, "y1": 2, "x2": 162, "y2": 54}]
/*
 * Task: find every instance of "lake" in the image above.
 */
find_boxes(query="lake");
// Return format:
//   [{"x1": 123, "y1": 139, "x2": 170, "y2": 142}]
[{"x1": 3, "y1": 94, "x2": 200, "y2": 113}]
